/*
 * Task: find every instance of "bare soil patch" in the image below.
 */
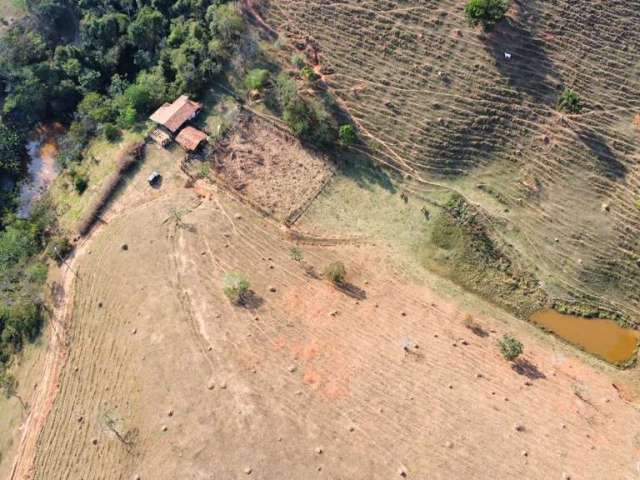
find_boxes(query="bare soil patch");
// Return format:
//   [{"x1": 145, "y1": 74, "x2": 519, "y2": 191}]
[{"x1": 207, "y1": 113, "x2": 334, "y2": 223}]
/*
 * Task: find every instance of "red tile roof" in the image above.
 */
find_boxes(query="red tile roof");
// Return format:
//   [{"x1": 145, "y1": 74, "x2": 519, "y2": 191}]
[
  {"x1": 175, "y1": 126, "x2": 208, "y2": 151},
  {"x1": 149, "y1": 95, "x2": 202, "y2": 133}
]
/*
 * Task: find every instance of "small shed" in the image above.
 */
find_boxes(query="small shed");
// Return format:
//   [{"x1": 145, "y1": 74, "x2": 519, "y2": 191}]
[
  {"x1": 175, "y1": 126, "x2": 208, "y2": 151},
  {"x1": 149, "y1": 128, "x2": 171, "y2": 147}
]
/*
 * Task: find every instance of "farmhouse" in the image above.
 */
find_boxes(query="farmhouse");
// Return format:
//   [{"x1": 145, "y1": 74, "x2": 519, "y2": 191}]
[{"x1": 149, "y1": 95, "x2": 208, "y2": 151}]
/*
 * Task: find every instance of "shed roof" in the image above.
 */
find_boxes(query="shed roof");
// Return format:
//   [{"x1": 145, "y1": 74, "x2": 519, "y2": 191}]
[
  {"x1": 175, "y1": 126, "x2": 208, "y2": 151},
  {"x1": 149, "y1": 95, "x2": 202, "y2": 133}
]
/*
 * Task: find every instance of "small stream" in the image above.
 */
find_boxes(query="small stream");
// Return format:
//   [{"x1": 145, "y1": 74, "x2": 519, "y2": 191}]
[
  {"x1": 530, "y1": 309, "x2": 639, "y2": 365},
  {"x1": 18, "y1": 124, "x2": 64, "y2": 218}
]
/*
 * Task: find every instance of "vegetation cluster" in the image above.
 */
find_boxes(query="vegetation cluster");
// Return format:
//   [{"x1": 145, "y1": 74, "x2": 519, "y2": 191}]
[{"x1": 0, "y1": 0, "x2": 244, "y2": 368}]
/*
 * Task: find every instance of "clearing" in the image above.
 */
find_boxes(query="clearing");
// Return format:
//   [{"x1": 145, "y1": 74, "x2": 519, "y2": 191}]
[{"x1": 4, "y1": 128, "x2": 639, "y2": 479}]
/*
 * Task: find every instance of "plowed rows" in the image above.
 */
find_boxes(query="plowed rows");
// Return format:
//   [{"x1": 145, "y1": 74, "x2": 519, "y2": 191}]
[
  {"x1": 28, "y1": 157, "x2": 640, "y2": 479},
  {"x1": 261, "y1": 0, "x2": 640, "y2": 320}
]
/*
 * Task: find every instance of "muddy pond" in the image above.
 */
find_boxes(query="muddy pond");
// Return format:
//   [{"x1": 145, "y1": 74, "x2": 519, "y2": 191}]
[
  {"x1": 530, "y1": 309, "x2": 639, "y2": 365},
  {"x1": 18, "y1": 124, "x2": 64, "y2": 217}
]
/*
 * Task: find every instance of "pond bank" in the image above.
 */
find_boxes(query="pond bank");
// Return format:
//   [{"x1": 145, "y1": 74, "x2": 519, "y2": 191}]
[{"x1": 18, "y1": 124, "x2": 65, "y2": 217}]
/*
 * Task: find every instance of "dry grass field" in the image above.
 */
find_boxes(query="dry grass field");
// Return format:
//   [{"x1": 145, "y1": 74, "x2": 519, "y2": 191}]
[
  {"x1": 260, "y1": 0, "x2": 640, "y2": 323},
  {"x1": 1, "y1": 138, "x2": 637, "y2": 479},
  {"x1": 4, "y1": 2, "x2": 640, "y2": 478}
]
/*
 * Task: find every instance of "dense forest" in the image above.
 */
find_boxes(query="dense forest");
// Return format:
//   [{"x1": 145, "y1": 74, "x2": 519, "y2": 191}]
[{"x1": 0, "y1": 0, "x2": 243, "y2": 367}]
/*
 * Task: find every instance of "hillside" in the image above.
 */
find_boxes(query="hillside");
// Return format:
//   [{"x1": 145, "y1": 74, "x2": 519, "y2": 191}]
[{"x1": 260, "y1": 0, "x2": 640, "y2": 323}]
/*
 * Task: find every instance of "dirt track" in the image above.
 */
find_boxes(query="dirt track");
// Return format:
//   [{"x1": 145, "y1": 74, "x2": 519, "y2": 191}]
[{"x1": 12, "y1": 149, "x2": 640, "y2": 479}]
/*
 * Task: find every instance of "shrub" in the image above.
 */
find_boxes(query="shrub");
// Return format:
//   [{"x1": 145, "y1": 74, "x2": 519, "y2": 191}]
[
  {"x1": 498, "y1": 334, "x2": 523, "y2": 361},
  {"x1": 283, "y1": 96, "x2": 336, "y2": 148},
  {"x1": 244, "y1": 68, "x2": 270, "y2": 91},
  {"x1": 291, "y1": 54, "x2": 306, "y2": 69},
  {"x1": 324, "y1": 261, "x2": 346, "y2": 284},
  {"x1": 290, "y1": 247, "x2": 303, "y2": 262},
  {"x1": 223, "y1": 272, "x2": 251, "y2": 305},
  {"x1": 103, "y1": 123, "x2": 120, "y2": 142},
  {"x1": 558, "y1": 88, "x2": 582, "y2": 113},
  {"x1": 275, "y1": 73, "x2": 299, "y2": 107},
  {"x1": 73, "y1": 174, "x2": 88, "y2": 194},
  {"x1": 338, "y1": 124, "x2": 357, "y2": 146},
  {"x1": 464, "y1": 0, "x2": 509, "y2": 30},
  {"x1": 300, "y1": 65, "x2": 318, "y2": 81},
  {"x1": 47, "y1": 236, "x2": 72, "y2": 264}
]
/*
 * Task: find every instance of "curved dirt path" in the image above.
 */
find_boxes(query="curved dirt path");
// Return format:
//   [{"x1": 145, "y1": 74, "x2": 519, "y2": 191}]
[{"x1": 9, "y1": 239, "x2": 87, "y2": 480}]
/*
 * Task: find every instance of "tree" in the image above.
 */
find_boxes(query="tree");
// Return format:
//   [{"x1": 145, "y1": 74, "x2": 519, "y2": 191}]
[
  {"x1": 498, "y1": 334, "x2": 523, "y2": 361},
  {"x1": 0, "y1": 123, "x2": 25, "y2": 176},
  {"x1": 128, "y1": 7, "x2": 166, "y2": 52},
  {"x1": 103, "y1": 123, "x2": 120, "y2": 141},
  {"x1": 558, "y1": 88, "x2": 582, "y2": 113},
  {"x1": 324, "y1": 261, "x2": 346, "y2": 285},
  {"x1": 47, "y1": 236, "x2": 72, "y2": 264},
  {"x1": 223, "y1": 273, "x2": 251, "y2": 305},
  {"x1": 207, "y1": 3, "x2": 243, "y2": 44},
  {"x1": 464, "y1": 0, "x2": 509, "y2": 30},
  {"x1": 338, "y1": 124, "x2": 357, "y2": 147},
  {"x1": 283, "y1": 96, "x2": 337, "y2": 148},
  {"x1": 77, "y1": 92, "x2": 116, "y2": 124}
]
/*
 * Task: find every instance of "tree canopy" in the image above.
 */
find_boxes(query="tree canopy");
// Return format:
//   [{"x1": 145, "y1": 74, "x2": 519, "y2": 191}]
[{"x1": 464, "y1": 0, "x2": 509, "y2": 30}]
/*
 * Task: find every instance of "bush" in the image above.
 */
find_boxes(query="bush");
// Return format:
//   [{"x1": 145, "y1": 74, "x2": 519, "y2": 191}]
[
  {"x1": 290, "y1": 247, "x2": 303, "y2": 262},
  {"x1": 338, "y1": 124, "x2": 357, "y2": 146},
  {"x1": 498, "y1": 334, "x2": 523, "y2": 361},
  {"x1": 275, "y1": 73, "x2": 299, "y2": 107},
  {"x1": 558, "y1": 88, "x2": 582, "y2": 113},
  {"x1": 291, "y1": 54, "x2": 306, "y2": 69},
  {"x1": 244, "y1": 68, "x2": 270, "y2": 91},
  {"x1": 73, "y1": 174, "x2": 88, "y2": 194},
  {"x1": 103, "y1": 123, "x2": 120, "y2": 141},
  {"x1": 283, "y1": 96, "x2": 336, "y2": 148},
  {"x1": 464, "y1": 0, "x2": 509, "y2": 30},
  {"x1": 223, "y1": 272, "x2": 251, "y2": 305},
  {"x1": 324, "y1": 261, "x2": 346, "y2": 284},
  {"x1": 300, "y1": 65, "x2": 318, "y2": 81},
  {"x1": 47, "y1": 236, "x2": 72, "y2": 264}
]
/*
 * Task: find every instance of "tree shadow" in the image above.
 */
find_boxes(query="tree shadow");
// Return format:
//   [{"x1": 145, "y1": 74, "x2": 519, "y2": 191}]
[
  {"x1": 485, "y1": 2, "x2": 560, "y2": 104},
  {"x1": 512, "y1": 358, "x2": 546, "y2": 380},
  {"x1": 302, "y1": 263, "x2": 321, "y2": 280},
  {"x1": 576, "y1": 129, "x2": 627, "y2": 180},
  {"x1": 334, "y1": 282, "x2": 367, "y2": 301},
  {"x1": 240, "y1": 291, "x2": 265, "y2": 310},
  {"x1": 467, "y1": 324, "x2": 489, "y2": 338},
  {"x1": 339, "y1": 150, "x2": 398, "y2": 193}
]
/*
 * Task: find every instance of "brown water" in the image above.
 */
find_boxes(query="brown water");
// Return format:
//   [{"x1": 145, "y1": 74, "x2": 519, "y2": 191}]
[
  {"x1": 530, "y1": 309, "x2": 639, "y2": 364},
  {"x1": 18, "y1": 124, "x2": 64, "y2": 217}
]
